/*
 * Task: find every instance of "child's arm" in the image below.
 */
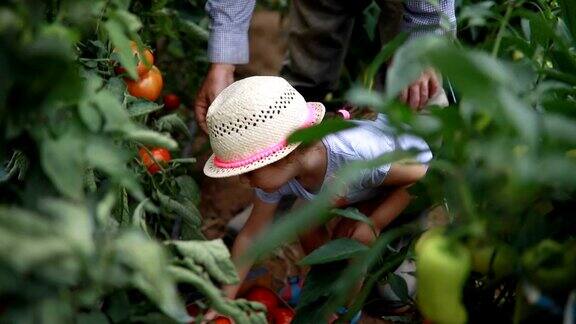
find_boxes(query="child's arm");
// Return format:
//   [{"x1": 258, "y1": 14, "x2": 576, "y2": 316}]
[
  {"x1": 222, "y1": 196, "x2": 278, "y2": 299},
  {"x1": 369, "y1": 163, "x2": 427, "y2": 228},
  {"x1": 338, "y1": 163, "x2": 427, "y2": 245}
]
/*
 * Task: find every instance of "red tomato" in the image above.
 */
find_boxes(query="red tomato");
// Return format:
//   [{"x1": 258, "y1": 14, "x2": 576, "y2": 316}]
[
  {"x1": 114, "y1": 41, "x2": 155, "y2": 78},
  {"x1": 272, "y1": 307, "x2": 294, "y2": 324},
  {"x1": 163, "y1": 93, "x2": 181, "y2": 111},
  {"x1": 213, "y1": 316, "x2": 232, "y2": 324},
  {"x1": 138, "y1": 147, "x2": 171, "y2": 174},
  {"x1": 244, "y1": 286, "x2": 279, "y2": 313},
  {"x1": 126, "y1": 66, "x2": 163, "y2": 101}
]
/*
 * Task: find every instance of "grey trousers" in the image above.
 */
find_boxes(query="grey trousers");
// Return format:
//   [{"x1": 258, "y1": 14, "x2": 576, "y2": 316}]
[{"x1": 280, "y1": 0, "x2": 404, "y2": 102}]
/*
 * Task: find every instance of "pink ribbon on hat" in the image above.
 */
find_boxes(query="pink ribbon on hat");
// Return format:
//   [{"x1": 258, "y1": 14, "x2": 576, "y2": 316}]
[{"x1": 213, "y1": 103, "x2": 318, "y2": 169}]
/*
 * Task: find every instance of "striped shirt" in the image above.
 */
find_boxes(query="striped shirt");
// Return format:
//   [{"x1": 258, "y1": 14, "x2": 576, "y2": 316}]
[{"x1": 205, "y1": 0, "x2": 456, "y2": 64}]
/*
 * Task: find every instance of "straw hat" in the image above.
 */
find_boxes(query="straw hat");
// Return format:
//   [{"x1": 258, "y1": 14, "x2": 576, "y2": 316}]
[{"x1": 203, "y1": 76, "x2": 325, "y2": 178}]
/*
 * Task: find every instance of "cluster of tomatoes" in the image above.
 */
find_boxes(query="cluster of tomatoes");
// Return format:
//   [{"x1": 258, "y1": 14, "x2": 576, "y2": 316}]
[{"x1": 114, "y1": 41, "x2": 183, "y2": 174}]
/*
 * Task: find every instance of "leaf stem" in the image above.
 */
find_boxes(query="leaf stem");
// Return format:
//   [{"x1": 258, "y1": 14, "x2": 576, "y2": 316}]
[{"x1": 492, "y1": 0, "x2": 515, "y2": 57}]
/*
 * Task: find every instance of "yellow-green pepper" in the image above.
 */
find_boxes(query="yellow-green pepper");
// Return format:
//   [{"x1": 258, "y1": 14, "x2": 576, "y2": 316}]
[{"x1": 416, "y1": 232, "x2": 471, "y2": 324}]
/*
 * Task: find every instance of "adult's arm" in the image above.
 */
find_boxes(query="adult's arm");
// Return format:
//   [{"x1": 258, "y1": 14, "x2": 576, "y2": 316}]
[
  {"x1": 397, "y1": 1, "x2": 456, "y2": 109},
  {"x1": 206, "y1": 0, "x2": 256, "y2": 64},
  {"x1": 195, "y1": 0, "x2": 256, "y2": 133}
]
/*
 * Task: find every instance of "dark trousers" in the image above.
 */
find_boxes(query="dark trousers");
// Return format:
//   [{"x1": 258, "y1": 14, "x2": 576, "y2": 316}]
[{"x1": 280, "y1": 0, "x2": 404, "y2": 101}]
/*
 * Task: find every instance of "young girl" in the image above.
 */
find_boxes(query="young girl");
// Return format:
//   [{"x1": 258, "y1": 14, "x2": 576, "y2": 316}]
[{"x1": 203, "y1": 76, "x2": 431, "y2": 321}]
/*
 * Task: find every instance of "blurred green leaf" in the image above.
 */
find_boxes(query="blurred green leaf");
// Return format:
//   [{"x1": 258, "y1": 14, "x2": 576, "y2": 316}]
[
  {"x1": 288, "y1": 119, "x2": 356, "y2": 144},
  {"x1": 155, "y1": 114, "x2": 192, "y2": 138},
  {"x1": 40, "y1": 134, "x2": 85, "y2": 200},
  {"x1": 123, "y1": 127, "x2": 178, "y2": 150},
  {"x1": 331, "y1": 208, "x2": 374, "y2": 227},
  {"x1": 128, "y1": 101, "x2": 162, "y2": 117},
  {"x1": 299, "y1": 238, "x2": 369, "y2": 265},
  {"x1": 386, "y1": 272, "x2": 410, "y2": 302},
  {"x1": 169, "y1": 239, "x2": 239, "y2": 285},
  {"x1": 105, "y1": 19, "x2": 138, "y2": 80},
  {"x1": 115, "y1": 231, "x2": 190, "y2": 323},
  {"x1": 558, "y1": 0, "x2": 576, "y2": 44}
]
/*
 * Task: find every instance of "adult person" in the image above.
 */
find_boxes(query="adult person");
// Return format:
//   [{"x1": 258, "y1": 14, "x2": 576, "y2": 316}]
[{"x1": 194, "y1": 0, "x2": 456, "y2": 134}]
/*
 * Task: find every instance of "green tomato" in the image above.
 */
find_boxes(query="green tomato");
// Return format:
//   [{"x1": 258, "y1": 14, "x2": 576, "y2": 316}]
[{"x1": 416, "y1": 233, "x2": 471, "y2": 324}]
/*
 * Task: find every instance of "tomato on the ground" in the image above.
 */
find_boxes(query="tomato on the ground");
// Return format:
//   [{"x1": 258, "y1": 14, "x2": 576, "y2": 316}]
[
  {"x1": 126, "y1": 66, "x2": 163, "y2": 101},
  {"x1": 139, "y1": 147, "x2": 171, "y2": 174},
  {"x1": 213, "y1": 316, "x2": 232, "y2": 324},
  {"x1": 244, "y1": 286, "x2": 279, "y2": 313},
  {"x1": 272, "y1": 307, "x2": 294, "y2": 324},
  {"x1": 163, "y1": 93, "x2": 181, "y2": 111}
]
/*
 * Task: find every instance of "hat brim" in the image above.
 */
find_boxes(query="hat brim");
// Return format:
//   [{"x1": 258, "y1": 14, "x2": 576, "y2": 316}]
[{"x1": 203, "y1": 102, "x2": 326, "y2": 178}]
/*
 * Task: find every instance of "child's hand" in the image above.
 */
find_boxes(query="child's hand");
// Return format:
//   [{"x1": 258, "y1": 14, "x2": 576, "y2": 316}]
[
  {"x1": 351, "y1": 222, "x2": 378, "y2": 246},
  {"x1": 333, "y1": 218, "x2": 379, "y2": 246}
]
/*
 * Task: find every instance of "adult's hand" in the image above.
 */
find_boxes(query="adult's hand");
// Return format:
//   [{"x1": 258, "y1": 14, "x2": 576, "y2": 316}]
[
  {"x1": 399, "y1": 68, "x2": 440, "y2": 111},
  {"x1": 194, "y1": 63, "x2": 235, "y2": 133}
]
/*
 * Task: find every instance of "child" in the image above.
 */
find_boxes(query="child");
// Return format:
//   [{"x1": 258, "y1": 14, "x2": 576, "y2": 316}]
[{"x1": 203, "y1": 76, "x2": 431, "y2": 320}]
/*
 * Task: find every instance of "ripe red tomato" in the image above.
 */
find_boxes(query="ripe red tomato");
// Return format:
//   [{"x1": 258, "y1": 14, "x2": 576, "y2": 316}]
[
  {"x1": 244, "y1": 286, "x2": 279, "y2": 313},
  {"x1": 272, "y1": 307, "x2": 294, "y2": 324},
  {"x1": 114, "y1": 41, "x2": 155, "y2": 78},
  {"x1": 213, "y1": 316, "x2": 232, "y2": 324},
  {"x1": 138, "y1": 147, "x2": 171, "y2": 174},
  {"x1": 163, "y1": 93, "x2": 181, "y2": 111},
  {"x1": 126, "y1": 66, "x2": 163, "y2": 101}
]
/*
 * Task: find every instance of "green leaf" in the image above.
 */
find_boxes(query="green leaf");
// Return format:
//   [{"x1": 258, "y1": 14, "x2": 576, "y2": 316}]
[
  {"x1": 362, "y1": 32, "x2": 407, "y2": 89},
  {"x1": 299, "y1": 238, "x2": 369, "y2": 265},
  {"x1": 155, "y1": 114, "x2": 192, "y2": 138},
  {"x1": 112, "y1": 10, "x2": 142, "y2": 32},
  {"x1": 40, "y1": 199, "x2": 94, "y2": 256},
  {"x1": 558, "y1": 0, "x2": 576, "y2": 44},
  {"x1": 115, "y1": 231, "x2": 190, "y2": 322},
  {"x1": 331, "y1": 208, "x2": 374, "y2": 227},
  {"x1": 169, "y1": 239, "x2": 239, "y2": 285},
  {"x1": 157, "y1": 191, "x2": 202, "y2": 232},
  {"x1": 78, "y1": 101, "x2": 103, "y2": 132},
  {"x1": 122, "y1": 127, "x2": 178, "y2": 150},
  {"x1": 386, "y1": 273, "x2": 410, "y2": 302},
  {"x1": 128, "y1": 101, "x2": 162, "y2": 117},
  {"x1": 105, "y1": 18, "x2": 138, "y2": 80},
  {"x1": 93, "y1": 91, "x2": 130, "y2": 132},
  {"x1": 40, "y1": 134, "x2": 85, "y2": 200},
  {"x1": 346, "y1": 87, "x2": 385, "y2": 108},
  {"x1": 86, "y1": 137, "x2": 130, "y2": 177},
  {"x1": 175, "y1": 175, "x2": 201, "y2": 205},
  {"x1": 288, "y1": 119, "x2": 356, "y2": 145}
]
